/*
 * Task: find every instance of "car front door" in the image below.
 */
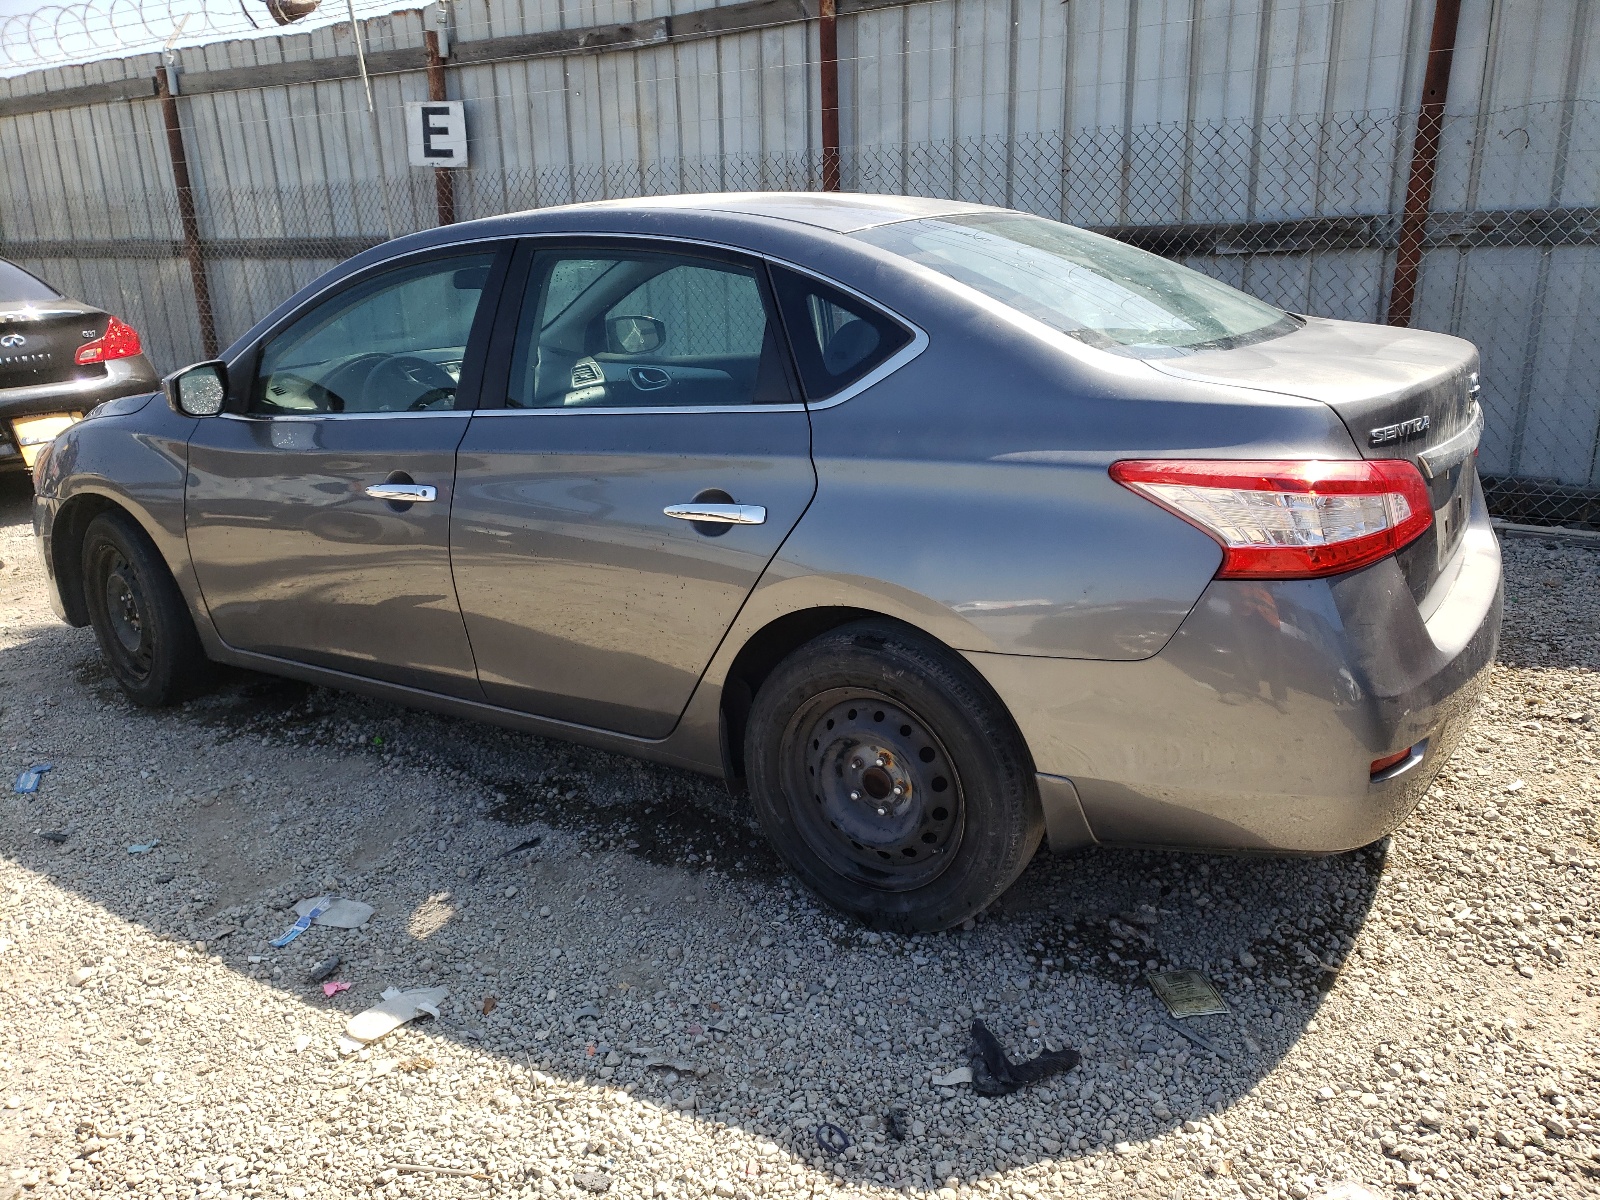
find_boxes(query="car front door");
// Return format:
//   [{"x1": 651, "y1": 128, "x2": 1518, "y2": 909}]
[
  {"x1": 449, "y1": 240, "x2": 816, "y2": 738},
  {"x1": 185, "y1": 246, "x2": 508, "y2": 699}
]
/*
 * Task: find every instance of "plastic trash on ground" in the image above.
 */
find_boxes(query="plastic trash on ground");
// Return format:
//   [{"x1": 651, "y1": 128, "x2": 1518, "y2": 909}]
[
  {"x1": 639, "y1": 1054, "x2": 698, "y2": 1073},
  {"x1": 127, "y1": 840, "x2": 160, "y2": 855},
  {"x1": 322, "y1": 981, "x2": 352, "y2": 998},
  {"x1": 1148, "y1": 970, "x2": 1229, "y2": 1018},
  {"x1": 342, "y1": 986, "x2": 449, "y2": 1050},
  {"x1": 270, "y1": 898, "x2": 330, "y2": 948},
  {"x1": 968, "y1": 1019, "x2": 1081, "y2": 1097},
  {"x1": 815, "y1": 1123, "x2": 851, "y2": 1155},
  {"x1": 294, "y1": 895, "x2": 374, "y2": 929},
  {"x1": 1163, "y1": 1015, "x2": 1233, "y2": 1061},
  {"x1": 13, "y1": 764, "x2": 51, "y2": 794}
]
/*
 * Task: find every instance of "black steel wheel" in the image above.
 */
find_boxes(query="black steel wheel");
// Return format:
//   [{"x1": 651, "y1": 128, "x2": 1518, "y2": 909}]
[
  {"x1": 746, "y1": 620, "x2": 1043, "y2": 932},
  {"x1": 92, "y1": 541, "x2": 154, "y2": 680},
  {"x1": 81, "y1": 511, "x2": 212, "y2": 707},
  {"x1": 786, "y1": 690, "x2": 965, "y2": 891}
]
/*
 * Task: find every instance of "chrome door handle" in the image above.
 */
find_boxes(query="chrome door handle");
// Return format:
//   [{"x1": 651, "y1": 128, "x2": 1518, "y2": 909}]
[
  {"x1": 365, "y1": 483, "x2": 437, "y2": 503},
  {"x1": 663, "y1": 503, "x2": 766, "y2": 525}
]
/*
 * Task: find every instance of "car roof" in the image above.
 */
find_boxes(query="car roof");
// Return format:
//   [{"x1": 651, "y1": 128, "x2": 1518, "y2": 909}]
[
  {"x1": 519, "y1": 192, "x2": 998, "y2": 234},
  {"x1": 226, "y1": 193, "x2": 1001, "y2": 359}
]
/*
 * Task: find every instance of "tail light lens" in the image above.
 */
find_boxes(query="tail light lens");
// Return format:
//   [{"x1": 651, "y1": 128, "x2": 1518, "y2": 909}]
[
  {"x1": 1370, "y1": 747, "x2": 1414, "y2": 776},
  {"x1": 1110, "y1": 458, "x2": 1433, "y2": 579},
  {"x1": 75, "y1": 315, "x2": 142, "y2": 365}
]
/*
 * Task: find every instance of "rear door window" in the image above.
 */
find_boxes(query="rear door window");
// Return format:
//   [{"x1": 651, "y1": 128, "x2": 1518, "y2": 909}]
[{"x1": 504, "y1": 248, "x2": 795, "y2": 409}]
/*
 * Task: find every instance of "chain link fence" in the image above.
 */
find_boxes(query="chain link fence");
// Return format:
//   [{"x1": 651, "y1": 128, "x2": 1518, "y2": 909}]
[{"x1": 3, "y1": 102, "x2": 1597, "y2": 527}]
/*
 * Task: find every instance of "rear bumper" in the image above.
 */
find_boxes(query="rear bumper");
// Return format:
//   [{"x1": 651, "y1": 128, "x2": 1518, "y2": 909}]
[
  {"x1": 971, "y1": 481, "x2": 1503, "y2": 854},
  {"x1": 1, "y1": 358, "x2": 160, "y2": 468}
]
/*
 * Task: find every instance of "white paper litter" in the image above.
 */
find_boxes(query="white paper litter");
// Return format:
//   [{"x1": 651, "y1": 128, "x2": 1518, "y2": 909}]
[
  {"x1": 294, "y1": 896, "x2": 376, "y2": 929},
  {"x1": 932, "y1": 1067, "x2": 973, "y2": 1087},
  {"x1": 344, "y1": 986, "x2": 449, "y2": 1046}
]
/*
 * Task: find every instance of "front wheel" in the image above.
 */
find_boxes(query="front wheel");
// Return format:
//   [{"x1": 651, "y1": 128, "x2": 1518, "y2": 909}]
[
  {"x1": 745, "y1": 621, "x2": 1042, "y2": 932},
  {"x1": 81, "y1": 511, "x2": 212, "y2": 706}
]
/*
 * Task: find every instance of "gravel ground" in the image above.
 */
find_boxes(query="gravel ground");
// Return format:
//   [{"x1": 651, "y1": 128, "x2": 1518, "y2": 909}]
[{"x1": 1, "y1": 469, "x2": 1597, "y2": 1200}]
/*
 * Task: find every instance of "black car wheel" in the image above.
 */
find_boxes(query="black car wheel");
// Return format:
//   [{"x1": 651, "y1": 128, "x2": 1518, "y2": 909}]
[
  {"x1": 745, "y1": 620, "x2": 1043, "y2": 932},
  {"x1": 82, "y1": 511, "x2": 211, "y2": 706}
]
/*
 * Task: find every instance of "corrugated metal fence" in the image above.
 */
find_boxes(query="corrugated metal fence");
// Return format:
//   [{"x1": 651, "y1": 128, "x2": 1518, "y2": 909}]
[{"x1": 1, "y1": 0, "x2": 1597, "y2": 526}]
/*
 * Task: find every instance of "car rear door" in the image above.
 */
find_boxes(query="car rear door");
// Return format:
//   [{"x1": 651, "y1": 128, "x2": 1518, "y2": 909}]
[
  {"x1": 449, "y1": 239, "x2": 815, "y2": 738},
  {"x1": 185, "y1": 245, "x2": 509, "y2": 699}
]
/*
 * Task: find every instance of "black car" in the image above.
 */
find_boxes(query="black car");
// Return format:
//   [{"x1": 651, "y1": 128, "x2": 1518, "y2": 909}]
[{"x1": 1, "y1": 259, "x2": 159, "y2": 474}]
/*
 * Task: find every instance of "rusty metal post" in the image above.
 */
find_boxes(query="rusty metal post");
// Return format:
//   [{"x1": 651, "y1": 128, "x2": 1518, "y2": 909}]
[
  {"x1": 1386, "y1": 0, "x2": 1463, "y2": 327},
  {"x1": 819, "y1": 0, "x2": 841, "y2": 192},
  {"x1": 424, "y1": 29, "x2": 456, "y2": 226},
  {"x1": 156, "y1": 68, "x2": 218, "y2": 360}
]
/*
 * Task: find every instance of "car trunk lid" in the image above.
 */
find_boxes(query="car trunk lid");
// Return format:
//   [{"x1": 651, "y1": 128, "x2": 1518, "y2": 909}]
[
  {"x1": 1148, "y1": 316, "x2": 1481, "y2": 603},
  {"x1": 0, "y1": 300, "x2": 107, "y2": 389}
]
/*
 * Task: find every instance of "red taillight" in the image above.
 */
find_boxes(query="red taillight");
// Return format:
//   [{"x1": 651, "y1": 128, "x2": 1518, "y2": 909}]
[
  {"x1": 75, "y1": 315, "x2": 142, "y2": 365},
  {"x1": 1110, "y1": 458, "x2": 1433, "y2": 579}
]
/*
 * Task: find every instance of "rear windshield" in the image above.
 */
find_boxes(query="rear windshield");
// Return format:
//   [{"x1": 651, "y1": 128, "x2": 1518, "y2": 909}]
[
  {"x1": 853, "y1": 211, "x2": 1299, "y2": 358},
  {"x1": 0, "y1": 259, "x2": 62, "y2": 303}
]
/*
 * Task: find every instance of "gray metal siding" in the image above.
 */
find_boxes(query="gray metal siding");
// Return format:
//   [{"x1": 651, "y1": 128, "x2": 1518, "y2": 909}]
[{"x1": 2, "y1": 0, "x2": 1598, "y2": 493}]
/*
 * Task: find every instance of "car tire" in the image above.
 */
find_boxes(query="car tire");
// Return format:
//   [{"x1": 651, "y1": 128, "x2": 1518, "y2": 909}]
[
  {"x1": 745, "y1": 620, "x2": 1043, "y2": 932},
  {"x1": 81, "y1": 511, "x2": 212, "y2": 707}
]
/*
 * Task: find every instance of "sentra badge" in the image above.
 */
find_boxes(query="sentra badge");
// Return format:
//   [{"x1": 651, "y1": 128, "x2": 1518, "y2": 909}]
[{"x1": 1369, "y1": 414, "x2": 1431, "y2": 446}]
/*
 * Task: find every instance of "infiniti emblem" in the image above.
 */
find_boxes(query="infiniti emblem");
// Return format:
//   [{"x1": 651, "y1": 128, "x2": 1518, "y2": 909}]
[{"x1": 0, "y1": 333, "x2": 24, "y2": 348}]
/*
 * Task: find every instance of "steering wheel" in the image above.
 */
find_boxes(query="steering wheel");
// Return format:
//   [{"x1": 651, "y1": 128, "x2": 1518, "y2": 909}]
[{"x1": 359, "y1": 354, "x2": 459, "y2": 412}]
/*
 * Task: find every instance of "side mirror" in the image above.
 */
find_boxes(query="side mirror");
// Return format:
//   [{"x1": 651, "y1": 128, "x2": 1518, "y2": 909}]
[
  {"x1": 164, "y1": 361, "x2": 228, "y2": 417},
  {"x1": 606, "y1": 314, "x2": 665, "y2": 355}
]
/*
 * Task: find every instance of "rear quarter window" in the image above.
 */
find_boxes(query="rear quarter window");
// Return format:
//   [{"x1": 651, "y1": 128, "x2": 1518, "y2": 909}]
[{"x1": 769, "y1": 266, "x2": 912, "y2": 400}]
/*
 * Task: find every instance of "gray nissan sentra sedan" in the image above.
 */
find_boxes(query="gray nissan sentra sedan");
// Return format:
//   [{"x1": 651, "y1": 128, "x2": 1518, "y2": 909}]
[{"x1": 31, "y1": 193, "x2": 1502, "y2": 932}]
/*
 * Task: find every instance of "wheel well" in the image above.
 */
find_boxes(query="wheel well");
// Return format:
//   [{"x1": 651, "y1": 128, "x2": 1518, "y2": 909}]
[
  {"x1": 719, "y1": 606, "x2": 919, "y2": 789},
  {"x1": 50, "y1": 494, "x2": 130, "y2": 627}
]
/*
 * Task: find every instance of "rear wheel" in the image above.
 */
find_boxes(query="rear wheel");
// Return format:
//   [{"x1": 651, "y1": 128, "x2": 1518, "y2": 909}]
[
  {"x1": 745, "y1": 621, "x2": 1042, "y2": 932},
  {"x1": 81, "y1": 511, "x2": 211, "y2": 706}
]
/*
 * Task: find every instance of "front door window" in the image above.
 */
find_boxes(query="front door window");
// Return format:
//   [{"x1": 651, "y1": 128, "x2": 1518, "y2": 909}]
[{"x1": 251, "y1": 252, "x2": 495, "y2": 415}]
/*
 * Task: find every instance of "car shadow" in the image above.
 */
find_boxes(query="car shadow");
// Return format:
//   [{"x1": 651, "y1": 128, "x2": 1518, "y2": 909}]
[{"x1": 0, "y1": 560, "x2": 1388, "y2": 1193}]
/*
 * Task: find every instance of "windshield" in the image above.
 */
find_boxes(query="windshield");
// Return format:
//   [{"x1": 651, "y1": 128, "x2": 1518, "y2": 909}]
[
  {"x1": 854, "y1": 211, "x2": 1299, "y2": 358},
  {"x1": 0, "y1": 259, "x2": 63, "y2": 303}
]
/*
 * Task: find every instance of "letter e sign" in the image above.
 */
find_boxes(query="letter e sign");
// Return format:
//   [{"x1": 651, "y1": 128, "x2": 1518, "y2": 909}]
[{"x1": 406, "y1": 101, "x2": 467, "y2": 168}]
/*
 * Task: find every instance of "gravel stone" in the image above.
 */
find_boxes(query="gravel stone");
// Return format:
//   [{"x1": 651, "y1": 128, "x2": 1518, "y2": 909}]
[{"x1": 2, "y1": 478, "x2": 1599, "y2": 1200}]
